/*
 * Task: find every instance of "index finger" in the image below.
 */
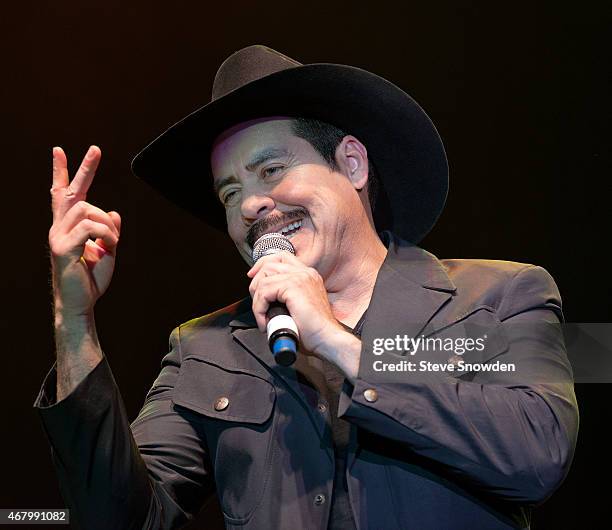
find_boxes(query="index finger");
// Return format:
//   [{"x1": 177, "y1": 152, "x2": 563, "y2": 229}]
[
  {"x1": 50, "y1": 146, "x2": 69, "y2": 222},
  {"x1": 247, "y1": 250, "x2": 301, "y2": 277},
  {"x1": 51, "y1": 146, "x2": 69, "y2": 189}
]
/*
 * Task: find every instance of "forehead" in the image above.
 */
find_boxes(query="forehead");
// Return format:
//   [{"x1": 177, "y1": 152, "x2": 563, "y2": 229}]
[{"x1": 210, "y1": 116, "x2": 295, "y2": 177}]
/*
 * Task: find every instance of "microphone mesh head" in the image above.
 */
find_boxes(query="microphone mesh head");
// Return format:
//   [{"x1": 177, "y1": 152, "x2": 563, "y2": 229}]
[{"x1": 252, "y1": 233, "x2": 296, "y2": 263}]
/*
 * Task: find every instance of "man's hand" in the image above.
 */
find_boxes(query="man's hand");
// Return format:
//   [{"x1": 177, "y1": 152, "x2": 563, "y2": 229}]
[
  {"x1": 48, "y1": 146, "x2": 121, "y2": 318},
  {"x1": 247, "y1": 252, "x2": 361, "y2": 380}
]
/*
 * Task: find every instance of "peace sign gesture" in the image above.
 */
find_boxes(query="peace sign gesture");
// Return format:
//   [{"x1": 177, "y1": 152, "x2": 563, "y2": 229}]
[{"x1": 48, "y1": 146, "x2": 121, "y2": 318}]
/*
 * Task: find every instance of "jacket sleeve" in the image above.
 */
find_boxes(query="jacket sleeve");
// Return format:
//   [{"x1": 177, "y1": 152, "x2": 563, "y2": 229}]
[
  {"x1": 33, "y1": 326, "x2": 215, "y2": 529},
  {"x1": 337, "y1": 265, "x2": 579, "y2": 505}
]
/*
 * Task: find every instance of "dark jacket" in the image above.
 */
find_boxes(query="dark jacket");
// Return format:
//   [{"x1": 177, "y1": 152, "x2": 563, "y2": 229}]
[{"x1": 34, "y1": 232, "x2": 579, "y2": 529}]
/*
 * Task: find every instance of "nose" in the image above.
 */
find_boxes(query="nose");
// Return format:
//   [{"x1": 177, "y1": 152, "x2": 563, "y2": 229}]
[{"x1": 240, "y1": 191, "x2": 275, "y2": 223}]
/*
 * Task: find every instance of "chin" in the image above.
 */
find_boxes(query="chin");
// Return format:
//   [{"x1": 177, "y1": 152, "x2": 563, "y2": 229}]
[
  {"x1": 298, "y1": 246, "x2": 321, "y2": 271},
  {"x1": 291, "y1": 235, "x2": 311, "y2": 263},
  {"x1": 238, "y1": 246, "x2": 253, "y2": 266}
]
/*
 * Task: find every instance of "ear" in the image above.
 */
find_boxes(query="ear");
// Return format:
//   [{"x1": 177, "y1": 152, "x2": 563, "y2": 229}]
[{"x1": 335, "y1": 135, "x2": 369, "y2": 191}]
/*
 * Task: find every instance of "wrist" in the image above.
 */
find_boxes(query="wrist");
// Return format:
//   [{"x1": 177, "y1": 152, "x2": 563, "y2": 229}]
[
  {"x1": 53, "y1": 299, "x2": 94, "y2": 327},
  {"x1": 53, "y1": 307, "x2": 99, "y2": 348},
  {"x1": 315, "y1": 326, "x2": 361, "y2": 384},
  {"x1": 311, "y1": 320, "x2": 347, "y2": 356}
]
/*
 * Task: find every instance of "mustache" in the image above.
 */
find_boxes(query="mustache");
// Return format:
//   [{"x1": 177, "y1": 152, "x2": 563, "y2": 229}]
[{"x1": 246, "y1": 207, "x2": 308, "y2": 249}]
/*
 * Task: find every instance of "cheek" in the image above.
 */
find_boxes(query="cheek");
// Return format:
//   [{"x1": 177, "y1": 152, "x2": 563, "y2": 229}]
[
  {"x1": 226, "y1": 211, "x2": 245, "y2": 243},
  {"x1": 273, "y1": 167, "x2": 331, "y2": 205},
  {"x1": 276, "y1": 181, "x2": 311, "y2": 204}
]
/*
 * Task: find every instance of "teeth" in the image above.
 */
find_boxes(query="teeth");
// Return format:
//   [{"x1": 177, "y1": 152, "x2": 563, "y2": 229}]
[{"x1": 279, "y1": 220, "x2": 302, "y2": 235}]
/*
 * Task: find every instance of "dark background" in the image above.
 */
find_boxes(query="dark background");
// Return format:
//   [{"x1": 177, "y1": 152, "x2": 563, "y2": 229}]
[{"x1": 2, "y1": 1, "x2": 610, "y2": 528}]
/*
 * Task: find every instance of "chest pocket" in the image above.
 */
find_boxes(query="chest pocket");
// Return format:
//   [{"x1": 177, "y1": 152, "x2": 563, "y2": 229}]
[
  {"x1": 172, "y1": 356, "x2": 276, "y2": 424},
  {"x1": 171, "y1": 354, "x2": 277, "y2": 524},
  {"x1": 172, "y1": 354, "x2": 276, "y2": 423}
]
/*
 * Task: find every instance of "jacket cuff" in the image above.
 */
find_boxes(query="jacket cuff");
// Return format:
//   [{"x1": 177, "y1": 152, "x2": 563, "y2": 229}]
[
  {"x1": 337, "y1": 374, "x2": 427, "y2": 433},
  {"x1": 33, "y1": 355, "x2": 114, "y2": 420}
]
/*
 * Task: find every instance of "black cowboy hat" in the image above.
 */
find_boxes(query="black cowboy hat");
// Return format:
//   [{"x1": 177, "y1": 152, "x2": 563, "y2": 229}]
[{"x1": 131, "y1": 45, "x2": 448, "y2": 244}]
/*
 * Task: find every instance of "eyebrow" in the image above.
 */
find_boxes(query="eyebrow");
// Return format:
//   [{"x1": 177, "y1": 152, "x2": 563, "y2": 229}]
[
  {"x1": 213, "y1": 147, "x2": 291, "y2": 197},
  {"x1": 244, "y1": 147, "x2": 290, "y2": 172}
]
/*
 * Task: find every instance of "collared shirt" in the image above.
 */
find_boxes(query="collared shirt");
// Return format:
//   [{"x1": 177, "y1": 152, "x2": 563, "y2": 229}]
[{"x1": 293, "y1": 311, "x2": 367, "y2": 529}]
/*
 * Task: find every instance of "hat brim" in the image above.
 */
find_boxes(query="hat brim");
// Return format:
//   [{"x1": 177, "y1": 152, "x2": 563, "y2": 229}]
[{"x1": 131, "y1": 63, "x2": 448, "y2": 244}]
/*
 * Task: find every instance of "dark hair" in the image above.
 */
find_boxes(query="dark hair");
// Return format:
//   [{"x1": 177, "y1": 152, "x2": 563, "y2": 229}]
[{"x1": 290, "y1": 117, "x2": 380, "y2": 210}]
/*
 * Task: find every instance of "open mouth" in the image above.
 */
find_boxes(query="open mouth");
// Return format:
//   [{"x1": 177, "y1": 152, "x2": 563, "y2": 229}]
[
  {"x1": 249, "y1": 212, "x2": 309, "y2": 248},
  {"x1": 278, "y1": 219, "x2": 303, "y2": 239}
]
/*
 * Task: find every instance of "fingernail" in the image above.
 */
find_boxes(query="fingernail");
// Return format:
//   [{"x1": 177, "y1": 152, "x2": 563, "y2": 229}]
[
  {"x1": 52, "y1": 147, "x2": 59, "y2": 157},
  {"x1": 88, "y1": 145, "x2": 100, "y2": 159}
]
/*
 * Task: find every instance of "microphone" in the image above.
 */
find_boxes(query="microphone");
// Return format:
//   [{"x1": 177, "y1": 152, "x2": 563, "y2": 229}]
[{"x1": 252, "y1": 233, "x2": 299, "y2": 366}]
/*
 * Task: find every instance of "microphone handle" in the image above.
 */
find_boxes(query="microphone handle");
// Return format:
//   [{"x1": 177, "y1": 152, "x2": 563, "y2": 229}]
[{"x1": 266, "y1": 301, "x2": 299, "y2": 366}]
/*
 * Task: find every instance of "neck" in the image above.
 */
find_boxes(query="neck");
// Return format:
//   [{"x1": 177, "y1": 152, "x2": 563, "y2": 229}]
[{"x1": 324, "y1": 227, "x2": 388, "y2": 328}]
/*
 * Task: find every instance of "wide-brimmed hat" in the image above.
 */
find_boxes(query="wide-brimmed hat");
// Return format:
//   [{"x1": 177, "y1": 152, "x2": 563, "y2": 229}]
[{"x1": 131, "y1": 45, "x2": 448, "y2": 244}]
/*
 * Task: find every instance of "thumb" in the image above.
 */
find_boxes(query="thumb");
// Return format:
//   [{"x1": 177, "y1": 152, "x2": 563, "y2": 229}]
[{"x1": 108, "y1": 211, "x2": 122, "y2": 235}]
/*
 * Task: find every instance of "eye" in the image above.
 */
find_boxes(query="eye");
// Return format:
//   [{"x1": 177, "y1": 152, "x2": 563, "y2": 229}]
[
  {"x1": 262, "y1": 165, "x2": 284, "y2": 179},
  {"x1": 220, "y1": 188, "x2": 240, "y2": 206}
]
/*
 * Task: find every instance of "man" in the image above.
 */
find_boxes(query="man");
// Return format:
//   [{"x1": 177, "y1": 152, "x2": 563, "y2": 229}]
[{"x1": 35, "y1": 45, "x2": 578, "y2": 529}]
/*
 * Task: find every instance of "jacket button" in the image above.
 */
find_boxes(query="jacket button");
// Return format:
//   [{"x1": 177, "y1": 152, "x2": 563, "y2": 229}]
[
  {"x1": 363, "y1": 388, "x2": 378, "y2": 402},
  {"x1": 313, "y1": 493, "x2": 326, "y2": 505},
  {"x1": 214, "y1": 397, "x2": 229, "y2": 411},
  {"x1": 317, "y1": 402, "x2": 327, "y2": 413},
  {"x1": 448, "y1": 354, "x2": 463, "y2": 365}
]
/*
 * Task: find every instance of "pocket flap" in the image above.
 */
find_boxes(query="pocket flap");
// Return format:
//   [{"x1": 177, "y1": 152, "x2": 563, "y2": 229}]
[{"x1": 172, "y1": 356, "x2": 276, "y2": 424}]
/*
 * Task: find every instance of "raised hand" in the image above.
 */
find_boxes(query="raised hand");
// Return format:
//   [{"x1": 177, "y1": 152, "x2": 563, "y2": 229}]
[{"x1": 48, "y1": 146, "x2": 121, "y2": 318}]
